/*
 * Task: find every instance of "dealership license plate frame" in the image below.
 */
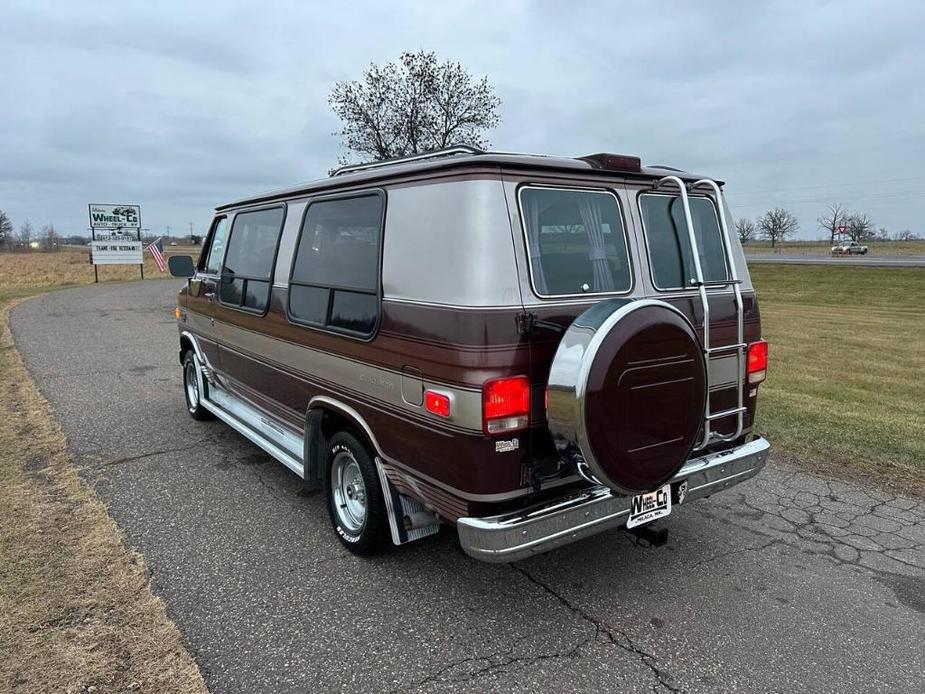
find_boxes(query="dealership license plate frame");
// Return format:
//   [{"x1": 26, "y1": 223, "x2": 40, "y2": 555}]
[{"x1": 626, "y1": 483, "x2": 672, "y2": 529}]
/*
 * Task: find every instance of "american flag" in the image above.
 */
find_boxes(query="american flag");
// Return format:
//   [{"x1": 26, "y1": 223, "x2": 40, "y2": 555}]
[{"x1": 146, "y1": 237, "x2": 167, "y2": 272}]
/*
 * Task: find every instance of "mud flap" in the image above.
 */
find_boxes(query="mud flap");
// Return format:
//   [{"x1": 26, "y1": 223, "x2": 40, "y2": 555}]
[{"x1": 374, "y1": 459, "x2": 440, "y2": 545}]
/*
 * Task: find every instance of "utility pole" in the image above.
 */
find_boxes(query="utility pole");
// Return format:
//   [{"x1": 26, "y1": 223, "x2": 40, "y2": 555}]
[{"x1": 189, "y1": 222, "x2": 194, "y2": 243}]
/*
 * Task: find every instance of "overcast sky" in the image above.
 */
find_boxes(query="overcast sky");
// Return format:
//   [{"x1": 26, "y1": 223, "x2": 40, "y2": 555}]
[{"x1": 2, "y1": 0, "x2": 923, "y2": 239}]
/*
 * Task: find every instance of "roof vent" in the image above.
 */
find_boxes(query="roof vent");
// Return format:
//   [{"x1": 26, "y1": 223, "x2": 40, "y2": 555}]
[{"x1": 578, "y1": 153, "x2": 642, "y2": 173}]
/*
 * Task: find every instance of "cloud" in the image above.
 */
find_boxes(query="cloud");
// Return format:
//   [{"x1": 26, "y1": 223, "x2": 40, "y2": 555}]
[{"x1": 1, "y1": 0, "x2": 923, "y2": 237}]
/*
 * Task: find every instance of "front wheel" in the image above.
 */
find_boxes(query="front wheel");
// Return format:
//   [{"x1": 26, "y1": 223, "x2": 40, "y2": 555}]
[
  {"x1": 182, "y1": 351, "x2": 213, "y2": 421},
  {"x1": 324, "y1": 431, "x2": 389, "y2": 555}
]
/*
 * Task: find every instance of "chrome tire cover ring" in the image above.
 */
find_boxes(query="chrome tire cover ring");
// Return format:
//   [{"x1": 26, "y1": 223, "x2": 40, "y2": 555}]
[{"x1": 546, "y1": 298, "x2": 706, "y2": 494}]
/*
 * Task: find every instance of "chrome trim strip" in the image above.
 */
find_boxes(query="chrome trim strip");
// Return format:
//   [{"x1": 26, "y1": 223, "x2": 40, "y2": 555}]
[{"x1": 457, "y1": 436, "x2": 770, "y2": 563}]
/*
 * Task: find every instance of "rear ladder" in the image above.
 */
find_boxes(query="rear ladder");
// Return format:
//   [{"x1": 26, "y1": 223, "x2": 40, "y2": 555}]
[{"x1": 652, "y1": 175, "x2": 746, "y2": 448}]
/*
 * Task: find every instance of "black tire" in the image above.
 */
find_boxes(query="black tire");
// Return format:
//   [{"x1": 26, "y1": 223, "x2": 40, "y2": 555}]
[
  {"x1": 182, "y1": 351, "x2": 213, "y2": 421},
  {"x1": 324, "y1": 431, "x2": 389, "y2": 556}
]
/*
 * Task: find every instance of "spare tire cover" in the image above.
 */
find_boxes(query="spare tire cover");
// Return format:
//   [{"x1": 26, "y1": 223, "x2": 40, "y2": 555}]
[{"x1": 547, "y1": 299, "x2": 706, "y2": 495}]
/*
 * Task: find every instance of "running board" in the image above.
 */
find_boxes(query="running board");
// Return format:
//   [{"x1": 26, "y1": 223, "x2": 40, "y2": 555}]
[{"x1": 201, "y1": 388, "x2": 305, "y2": 479}]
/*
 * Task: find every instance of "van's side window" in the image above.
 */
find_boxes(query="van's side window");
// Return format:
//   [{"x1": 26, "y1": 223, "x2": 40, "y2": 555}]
[
  {"x1": 219, "y1": 206, "x2": 285, "y2": 312},
  {"x1": 520, "y1": 187, "x2": 632, "y2": 296},
  {"x1": 203, "y1": 217, "x2": 228, "y2": 275},
  {"x1": 640, "y1": 194, "x2": 728, "y2": 290},
  {"x1": 289, "y1": 194, "x2": 383, "y2": 337}
]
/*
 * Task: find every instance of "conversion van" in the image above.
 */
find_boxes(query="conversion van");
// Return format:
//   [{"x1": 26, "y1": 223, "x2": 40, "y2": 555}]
[{"x1": 168, "y1": 146, "x2": 770, "y2": 562}]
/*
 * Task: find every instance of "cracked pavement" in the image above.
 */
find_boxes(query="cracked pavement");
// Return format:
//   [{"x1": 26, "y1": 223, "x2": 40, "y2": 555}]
[{"x1": 11, "y1": 281, "x2": 925, "y2": 694}]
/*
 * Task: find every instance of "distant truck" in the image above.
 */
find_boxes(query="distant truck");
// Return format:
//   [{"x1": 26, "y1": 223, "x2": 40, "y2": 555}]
[{"x1": 831, "y1": 240, "x2": 868, "y2": 255}]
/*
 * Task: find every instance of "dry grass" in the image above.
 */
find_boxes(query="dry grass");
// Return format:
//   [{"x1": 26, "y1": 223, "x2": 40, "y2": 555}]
[
  {"x1": 0, "y1": 265, "x2": 206, "y2": 692},
  {"x1": 0, "y1": 247, "x2": 197, "y2": 300},
  {"x1": 751, "y1": 264, "x2": 925, "y2": 490},
  {"x1": 743, "y1": 240, "x2": 925, "y2": 256}
]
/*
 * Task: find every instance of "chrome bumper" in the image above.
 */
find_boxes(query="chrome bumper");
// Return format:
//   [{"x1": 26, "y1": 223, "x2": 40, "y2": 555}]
[{"x1": 457, "y1": 435, "x2": 770, "y2": 563}]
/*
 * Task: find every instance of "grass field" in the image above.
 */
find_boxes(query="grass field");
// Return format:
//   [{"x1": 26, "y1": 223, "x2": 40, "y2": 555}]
[
  {"x1": 751, "y1": 264, "x2": 925, "y2": 485},
  {"x1": 0, "y1": 249, "x2": 205, "y2": 693},
  {"x1": 0, "y1": 246, "x2": 197, "y2": 303},
  {"x1": 743, "y1": 240, "x2": 925, "y2": 256}
]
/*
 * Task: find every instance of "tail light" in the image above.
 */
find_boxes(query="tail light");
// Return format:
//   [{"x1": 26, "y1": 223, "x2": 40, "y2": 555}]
[
  {"x1": 747, "y1": 340, "x2": 768, "y2": 385},
  {"x1": 483, "y1": 376, "x2": 530, "y2": 435}
]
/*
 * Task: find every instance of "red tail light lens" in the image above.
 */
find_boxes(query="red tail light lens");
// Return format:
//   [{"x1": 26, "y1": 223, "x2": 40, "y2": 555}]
[
  {"x1": 747, "y1": 340, "x2": 768, "y2": 385},
  {"x1": 424, "y1": 390, "x2": 451, "y2": 418},
  {"x1": 483, "y1": 376, "x2": 530, "y2": 434}
]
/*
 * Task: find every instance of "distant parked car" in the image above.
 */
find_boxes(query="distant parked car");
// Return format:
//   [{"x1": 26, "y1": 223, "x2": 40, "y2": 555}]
[
  {"x1": 170, "y1": 241, "x2": 178, "y2": 246},
  {"x1": 831, "y1": 240, "x2": 868, "y2": 255}
]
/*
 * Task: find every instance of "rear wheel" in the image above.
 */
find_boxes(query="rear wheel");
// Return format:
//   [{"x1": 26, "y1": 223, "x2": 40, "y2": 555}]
[
  {"x1": 182, "y1": 351, "x2": 213, "y2": 421},
  {"x1": 324, "y1": 431, "x2": 388, "y2": 555}
]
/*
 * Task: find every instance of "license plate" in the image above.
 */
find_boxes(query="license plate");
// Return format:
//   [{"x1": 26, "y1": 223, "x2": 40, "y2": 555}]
[{"x1": 626, "y1": 484, "x2": 672, "y2": 529}]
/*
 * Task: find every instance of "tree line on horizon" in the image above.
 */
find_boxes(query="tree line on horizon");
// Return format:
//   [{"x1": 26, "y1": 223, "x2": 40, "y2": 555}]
[
  {"x1": 735, "y1": 202, "x2": 921, "y2": 247},
  {"x1": 0, "y1": 212, "x2": 60, "y2": 252}
]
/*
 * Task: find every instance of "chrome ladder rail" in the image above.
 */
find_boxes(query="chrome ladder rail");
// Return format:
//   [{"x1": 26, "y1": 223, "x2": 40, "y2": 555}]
[{"x1": 653, "y1": 175, "x2": 747, "y2": 448}]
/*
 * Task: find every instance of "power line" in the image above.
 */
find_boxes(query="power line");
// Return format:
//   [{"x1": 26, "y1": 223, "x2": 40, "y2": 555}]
[{"x1": 729, "y1": 176, "x2": 925, "y2": 197}]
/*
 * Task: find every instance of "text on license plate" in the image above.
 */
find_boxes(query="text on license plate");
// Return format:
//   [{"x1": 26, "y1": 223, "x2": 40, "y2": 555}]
[{"x1": 626, "y1": 484, "x2": 672, "y2": 529}]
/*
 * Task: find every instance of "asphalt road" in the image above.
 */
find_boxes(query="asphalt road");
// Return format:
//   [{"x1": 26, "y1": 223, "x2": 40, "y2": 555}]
[
  {"x1": 12, "y1": 281, "x2": 925, "y2": 694},
  {"x1": 746, "y1": 253, "x2": 925, "y2": 267}
]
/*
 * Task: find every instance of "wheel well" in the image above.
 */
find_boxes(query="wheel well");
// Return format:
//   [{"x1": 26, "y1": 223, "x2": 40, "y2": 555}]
[
  {"x1": 179, "y1": 335, "x2": 194, "y2": 365},
  {"x1": 303, "y1": 405, "x2": 376, "y2": 489}
]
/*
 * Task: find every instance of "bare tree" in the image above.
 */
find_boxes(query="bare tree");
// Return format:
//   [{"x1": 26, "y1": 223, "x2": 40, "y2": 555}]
[
  {"x1": 817, "y1": 203, "x2": 847, "y2": 244},
  {"x1": 18, "y1": 220, "x2": 33, "y2": 248},
  {"x1": 40, "y1": 223, "x2": 59, "y2": 252},
  {"x1": 735, "y1": 217, "x2": 755, "y2": 243},
  {"x1": 757, "y1": 208, "x2": 799, "y2": 248},
  {"x1": 0, "y1": 209, "x2": 12, "y2": 250},
  {"x1": 845, "y1": 213, "x2": 874, "y2": 242},
  {"x1": 329, "y1": 51, "x2": 502, "y2": 165},
  {"x1": 895, "y1": 229, "x2": 921, "y2": 241}
]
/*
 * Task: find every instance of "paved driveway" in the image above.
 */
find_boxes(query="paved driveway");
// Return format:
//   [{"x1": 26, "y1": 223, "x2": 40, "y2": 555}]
[{"x1": 12, "y1": 281, "x2": 925, "y2": 694}]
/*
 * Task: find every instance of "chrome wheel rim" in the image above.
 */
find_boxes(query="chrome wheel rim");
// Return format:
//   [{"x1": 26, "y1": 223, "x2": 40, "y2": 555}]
[
  {"x1": 331, "y1": 451, "x2": 367, "y2": 533},
  {"x1": 185, "y1": 359, "x2": 199, "y2": 411}
]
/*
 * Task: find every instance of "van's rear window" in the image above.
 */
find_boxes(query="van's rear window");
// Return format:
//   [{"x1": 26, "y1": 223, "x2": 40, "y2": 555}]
[
  {"x1": 640, "y1": 194, "x2": 728, "y2": 289},
  {"x1": 520, "y1": 187, "x2": 631, "y2": 296}
]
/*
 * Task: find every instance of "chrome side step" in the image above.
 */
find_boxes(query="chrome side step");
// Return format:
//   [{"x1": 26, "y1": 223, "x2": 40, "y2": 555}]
[
  {"x1": 201, "y1": 385, "x2": 306, "y2": 478},
  {"x1": 200, "y1": 377, "x2": 438, "y2": 548}
]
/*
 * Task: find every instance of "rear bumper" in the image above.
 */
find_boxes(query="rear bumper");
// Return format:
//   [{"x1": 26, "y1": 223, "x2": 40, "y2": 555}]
[{"x1": 457, "y1": 435, "x2": 770, "y2": 563}]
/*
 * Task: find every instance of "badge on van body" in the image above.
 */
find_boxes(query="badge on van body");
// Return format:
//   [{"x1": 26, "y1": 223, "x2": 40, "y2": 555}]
[{"x1": 495, "y1": 439, "x2": 519, "y2": 453}]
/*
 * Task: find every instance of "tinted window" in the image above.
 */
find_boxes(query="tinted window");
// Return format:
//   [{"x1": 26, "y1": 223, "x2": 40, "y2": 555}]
[
  {"x1": 204, "y1": 217, "x2": 228, "y2": 274},
  {"x1": 289, "y1": 194, "x2": 383, "y2": 336},
  {"x1": 520, "y1": 187, "x2": 631, "y2": 296},
  {"x1": 640, "y1": 195, "x2": 728, "y2": 289},
  {"x1": 219, "y1": 207, "x2": 284, "y2": 312}
]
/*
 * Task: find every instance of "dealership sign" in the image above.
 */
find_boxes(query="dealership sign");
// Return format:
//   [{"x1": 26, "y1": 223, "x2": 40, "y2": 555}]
[
  {"x1": 88, "y1": 203, "x2": 144, "y2": 271},
  {"x1": 88, "y1": 203, "x2": 141, "y2": 230},
  {"x1": 90, "y1": 239, "x2": 143, "y2": 265}
]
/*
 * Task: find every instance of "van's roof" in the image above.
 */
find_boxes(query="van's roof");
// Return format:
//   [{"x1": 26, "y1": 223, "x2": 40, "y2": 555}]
[{"x1": 216, "y1": 149, "x2": 722, "y2": 211}]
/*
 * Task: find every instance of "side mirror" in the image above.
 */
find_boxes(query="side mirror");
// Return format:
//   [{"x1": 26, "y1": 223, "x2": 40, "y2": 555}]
[{"x1": 168, "y1": 255, "x2": 195, "y2": 278}]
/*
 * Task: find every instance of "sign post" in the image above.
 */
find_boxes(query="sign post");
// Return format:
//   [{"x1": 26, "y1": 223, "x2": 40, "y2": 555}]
[{"x1": 88, "y1": 204, "x2": 143, "y2": 281}]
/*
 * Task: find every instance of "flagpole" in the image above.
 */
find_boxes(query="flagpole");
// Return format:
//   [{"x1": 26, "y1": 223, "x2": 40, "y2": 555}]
[{"x1": 139, "y1": 227, "x2": 144, "y2": 280}]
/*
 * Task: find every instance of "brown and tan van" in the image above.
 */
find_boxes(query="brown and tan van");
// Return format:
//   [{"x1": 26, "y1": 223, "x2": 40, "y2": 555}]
[{"x1": 168, "y1": 146, "x2": 770, "y2": 562}]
